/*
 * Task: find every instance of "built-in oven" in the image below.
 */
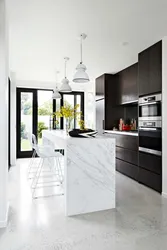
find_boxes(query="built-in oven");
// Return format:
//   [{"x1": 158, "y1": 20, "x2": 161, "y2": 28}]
[
  {"x1": 139, "y1": 120, "x2": 162, "y2": 156},
  {"x1": 139, "y1": 93, "x2": 161, "y2": 120}
]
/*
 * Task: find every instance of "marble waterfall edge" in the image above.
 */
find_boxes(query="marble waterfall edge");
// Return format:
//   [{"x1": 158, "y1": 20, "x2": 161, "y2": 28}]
[
  {"x1": 66, "y1": 137, "x2": 116, "y2": 216},
  {"x1": 42, "y1": 130, "x2": 116, "y2": 216}
]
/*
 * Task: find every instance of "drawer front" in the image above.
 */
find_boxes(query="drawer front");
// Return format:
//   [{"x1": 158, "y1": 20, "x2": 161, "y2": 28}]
[
  {"x1": 138, "y1": 167, "x2": 162, "y2": 193},
  {"x1": 116, "y1": 147, "x2": 138, "y2": 166},
  {"x1": 116, "y1": 147, "x2": 124, "y2": 160},
  {"x1": 139, "y1": 152, "x2": 162, "y2": 175},
  {"x1": 115, "y1": 134, "x2": 138, "y2": 151},
  {"x1": 116, "y1": 159, "x2": 139, "y2": 181}
]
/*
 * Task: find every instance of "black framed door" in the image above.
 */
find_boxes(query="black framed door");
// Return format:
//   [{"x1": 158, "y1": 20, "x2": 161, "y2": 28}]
[
  {"x1": 17, "y1": 89, "x2": 84, "y2": 158},
  {"x1": 17, "y1": 88, "x2": 37, "y2": 158},
  {"x1": 16, "y1": 88, "x2": 54, "y2": 158}
]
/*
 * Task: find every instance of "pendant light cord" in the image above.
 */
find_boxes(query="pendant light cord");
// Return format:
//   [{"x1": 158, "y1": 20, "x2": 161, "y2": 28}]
[
  {"x1": 80, "y1": 34, "x2": 83, "y2": 64},
  {"x1": 64, "y1": 59, "x2": 67, "y2": 78},
  {"x1": 55, "y1": 71, "x2": 58, "y2": 88},
  {"x1": 55, "y1": 71, "x2": 59, "y2": 89}
]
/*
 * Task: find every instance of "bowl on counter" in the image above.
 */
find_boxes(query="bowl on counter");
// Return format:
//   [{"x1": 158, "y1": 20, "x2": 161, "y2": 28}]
[{"x1": 122, "y1": 124, "x2": 131, "y2": 131}]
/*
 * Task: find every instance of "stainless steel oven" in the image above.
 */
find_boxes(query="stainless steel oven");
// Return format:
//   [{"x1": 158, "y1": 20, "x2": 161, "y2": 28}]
[
  {"x1": 139, "y1": 93, "x2": 161, "y2": 122},
  {"x1": 139, "y1": 119, "x2": 162, "y2": 156}
]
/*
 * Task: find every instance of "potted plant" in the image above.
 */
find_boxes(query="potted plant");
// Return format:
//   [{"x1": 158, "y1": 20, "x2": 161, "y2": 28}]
[{"x1": 53, "y1": 103, "x2": 81, "y2": 135}]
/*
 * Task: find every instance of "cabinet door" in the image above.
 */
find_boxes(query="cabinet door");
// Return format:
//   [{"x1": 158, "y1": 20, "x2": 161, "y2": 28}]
[
  {"x1": 138, "y1": 167, "x2": 162, "y2": 193},
  {"x1": 138, "y1": 48, "x2": 149, "y2": 96},
  {"x1": 139, "y1": 152, "x2": 162, "y2": 175},
  {"x1": 118, "y1": 63, "x2": 138, "y2": 104},
  {"x1": 149, "y1": 41, "x2": 162, "y2": 94},
  {"x1": 116, "y1": 159, "x2": 139, "y2": 181}
]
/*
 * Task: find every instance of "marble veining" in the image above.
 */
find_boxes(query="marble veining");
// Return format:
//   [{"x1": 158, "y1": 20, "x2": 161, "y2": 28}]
[{"x1": 42, "y1": 130, "x2": 116, "y2": 216}]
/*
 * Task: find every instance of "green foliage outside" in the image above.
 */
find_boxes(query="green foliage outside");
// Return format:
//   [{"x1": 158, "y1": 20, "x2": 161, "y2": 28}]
[
  {"x1": 38, "y1": 101, "x2": 52, "y2": 116},
  {"x1": 21, "y1": 122, "x2": 27, "y2": 139},
  {"x1": 23, "y1": 102, "x2": 32, "y2": 115},
  {"x1": 22, "y1": 98, "x2": 52, "y2": 116},
  {"x1": 38, "y1": 121, "x2": 48, "y2": 138}
]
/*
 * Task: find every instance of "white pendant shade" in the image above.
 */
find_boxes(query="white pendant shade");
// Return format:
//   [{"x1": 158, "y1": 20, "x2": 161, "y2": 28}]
[
  {"x1": 60, "y1": 57, "x2": 72, "y2": 92},
  {"x1": 52, "y1": 88, "x2": 61, "y2": 99},
  {"x1": 59, "y1": 78, "x2": 72, "y2": 92},
  {"x1": 73, "y1": 33, "x2": 89, "y2": 83},
  {"x1": 73, "y1": 63, "x2": 89, "y2": 83},
  {"x1": 52, "y1": 70, "x2": 61, "y2": 99}
]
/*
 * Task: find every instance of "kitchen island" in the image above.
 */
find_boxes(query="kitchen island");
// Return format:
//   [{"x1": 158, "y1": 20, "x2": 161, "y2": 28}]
[{"x1": 42, "y1": 130, "x2": 115, "y2": 216}]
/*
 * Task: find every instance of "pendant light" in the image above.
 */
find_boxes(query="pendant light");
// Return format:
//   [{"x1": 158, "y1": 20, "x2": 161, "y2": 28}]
[
  {"x1": 59, "y1": 57, "x2": 72, "y2": 92},
  {"x1": 73, "y1": 33, "x2": 89, "y2": 83},
  {"x1": 52, "y1": 70, "x2": 61, "y2": 99}
]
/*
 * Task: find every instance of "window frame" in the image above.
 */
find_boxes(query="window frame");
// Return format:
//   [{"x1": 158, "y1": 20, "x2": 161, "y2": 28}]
[{"x1": 54, "y1": 91, "x2": 84, "y2": 130}]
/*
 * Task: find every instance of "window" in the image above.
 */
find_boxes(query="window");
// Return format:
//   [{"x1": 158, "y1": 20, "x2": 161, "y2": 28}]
[{"x1": 54, "y1": 92, "x2": 84, "y2": 130}]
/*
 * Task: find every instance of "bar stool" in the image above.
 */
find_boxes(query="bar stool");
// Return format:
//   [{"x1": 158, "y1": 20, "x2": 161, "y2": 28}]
[{"x1": 29, "y1": 134, "x2": 64, "y2": 199}]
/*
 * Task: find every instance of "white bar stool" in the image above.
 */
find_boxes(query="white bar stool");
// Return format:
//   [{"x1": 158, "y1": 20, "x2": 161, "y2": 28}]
[{"x1": 29, "y1": 134, "x2": 64, "y2": 199}]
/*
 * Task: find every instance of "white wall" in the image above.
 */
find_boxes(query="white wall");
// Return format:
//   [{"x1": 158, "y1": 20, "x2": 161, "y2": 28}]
[
  {"x1": 0, "y1": 0, "x2": 9, "y2": 227},
  {"x1": 162, "y1": 36, "x2": 167, "y2": 197},
  {"x1": 10, "y1": 72, "x2": 16, "y2": 166}
]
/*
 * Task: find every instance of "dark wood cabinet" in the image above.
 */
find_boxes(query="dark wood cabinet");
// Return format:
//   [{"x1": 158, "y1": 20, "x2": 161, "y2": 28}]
[
  {"x1": 111, "y1": 134, "x2": 138, "y2": 151},
  {"x1": 116, "y1": 147, "x2": 138, "y2": 166},
  {"x1": 149, "y1": 41, "x2": 162, "y2": 94},
  {"x1": 117, "y1": 63, "x2": 138, "y2": 104},
  {"x1": 138, "y1": 168, "x2": 162, "y2": 193},
  {"x1": 138, "y1": 41, "x2": 162, "y2": 96},
  {"x1": 107, "y1": 132, "x2": 139, "y2": 181},
  {"x1": 116, "y1": 159, "x2": 139, "y2": 181},
  {"x1": 96, "y1": 75, "x2": 105, "y2": 98},
  {"x1": 96, "y1": 74, "x2": 124, "y2": 130},
  {"x1": 139, "y1": 152, "x2": 162, "y2": 175},
  {"x1": 138, "y1": 48, "x2": 149, "y2": 96}
]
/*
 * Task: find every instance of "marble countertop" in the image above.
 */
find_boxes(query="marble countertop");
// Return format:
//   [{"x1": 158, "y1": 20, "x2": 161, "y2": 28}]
[
  {"x1": 104, "y1": 130, "x2": 138, "y2": 136},
  {"x1": 43, "y1": 130, "x2": 114, "y2": 141},
  {"x1": 42, "y1": 129, "x2": 116, "y2": 216}
]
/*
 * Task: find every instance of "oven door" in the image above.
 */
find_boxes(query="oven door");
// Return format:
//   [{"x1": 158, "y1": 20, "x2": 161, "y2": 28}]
[
  {"x1": 139, "y1": 101, "x2": 161, "y2": 119},
  {"x1": 139, "y1": 128, "x2": 162, "y2": 156}
]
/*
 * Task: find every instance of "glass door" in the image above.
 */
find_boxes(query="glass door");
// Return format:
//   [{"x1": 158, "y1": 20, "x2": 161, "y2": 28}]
[
  {"x1": 61, "y1": 92, "x2": 84, "y2": 130},
  {"x1": 37, "y1": 90, "x2": 53, "y2": 145},
  {"x1": 17, "y1": 88, "x2": 37, "y2": 158},
  {"x1": 16, "y1": 88, "x2": 54, "y2": 158}
]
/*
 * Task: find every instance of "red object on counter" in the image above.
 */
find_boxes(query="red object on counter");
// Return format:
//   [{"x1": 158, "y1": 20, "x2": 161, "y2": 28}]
[{"x1": 122, "y1": 124, "x2": 131, "y2": 131}]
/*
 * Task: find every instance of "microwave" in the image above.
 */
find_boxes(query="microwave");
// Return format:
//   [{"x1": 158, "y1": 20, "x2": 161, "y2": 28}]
[{"x1": 139, "y1": 93, "x2": 161, "y2": 121}]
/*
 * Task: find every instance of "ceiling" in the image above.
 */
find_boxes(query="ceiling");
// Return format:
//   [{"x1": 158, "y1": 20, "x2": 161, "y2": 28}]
[{"x1": 8, "y1": 0, "x2": 167, "y2": 83}]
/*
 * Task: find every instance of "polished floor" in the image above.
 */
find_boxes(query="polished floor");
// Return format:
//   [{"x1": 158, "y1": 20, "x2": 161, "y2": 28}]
[{"x1": 0, "y1": 159, "x2": 167, "y2": 250}]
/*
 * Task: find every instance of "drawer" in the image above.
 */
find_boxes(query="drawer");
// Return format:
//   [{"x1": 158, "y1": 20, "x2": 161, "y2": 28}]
[
  {"x1": 116, "y1": 147, "x2": 138, "y2": 166},
  {"x1": 116, "y1": 159, "x2": 139, "y2": 181},
  {"x1": 138, "y1": 167, "x2": 162, "y2": 193},
  {"x1": 139, "y1": 152, "x2": 162, "y2": 175},
  {"x1": 114, "y1": 134, "x2": 138, "y2": 151}
]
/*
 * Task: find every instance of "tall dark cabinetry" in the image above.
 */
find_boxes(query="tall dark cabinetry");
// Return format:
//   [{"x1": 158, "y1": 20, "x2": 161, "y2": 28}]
[
  {"x1": 138, "y1": 41, "x2": 162, "y2": 96},
  {"x1": 117, "y1": 63, "x2": 138, "y2": 104},
  {"x1": 96, "y1": 74, "x2": 124, "y2": 131}
]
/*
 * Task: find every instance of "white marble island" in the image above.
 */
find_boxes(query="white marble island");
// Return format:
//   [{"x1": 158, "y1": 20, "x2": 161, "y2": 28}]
[{"x1": 42, "y1": 130, "x2": 115, "y2": 216}]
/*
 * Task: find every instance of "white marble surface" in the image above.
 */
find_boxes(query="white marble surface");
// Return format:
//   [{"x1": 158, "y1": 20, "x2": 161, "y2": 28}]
[
  {"x1": 104, "y1": 130, "x2": 138, "y2": 136},
  {"x1": 42, "y1": 130, "x2": 116, "y2": 216}
]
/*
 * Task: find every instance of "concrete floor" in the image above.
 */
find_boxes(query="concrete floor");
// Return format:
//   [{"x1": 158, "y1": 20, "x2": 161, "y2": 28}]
[{"x1": 0, "y1": 159, "x2": 167, "y2": 250}]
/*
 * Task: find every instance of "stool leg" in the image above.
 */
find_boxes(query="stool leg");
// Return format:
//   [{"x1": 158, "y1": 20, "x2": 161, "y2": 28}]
[
  {"x1": 28, "y1": 150, "x2": 37, "y2": 179},
  {"x1": 32, "y1": 158, "x2": 45, "y2": 199},
  {"x1": 57, "y1": 157, "x2": 64, "y2": 183},
  {"x1": 31, "y1": 157, "x2": 42, "y2": 189}
]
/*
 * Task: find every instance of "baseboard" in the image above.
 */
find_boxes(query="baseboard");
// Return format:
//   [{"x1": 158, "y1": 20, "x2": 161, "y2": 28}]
[
  {"x1": 0, "y1": 203, "x2": 9, "y2": 228},
  {"x1": 162, "y1": 192, "x2": 167, "y2": 199}
]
